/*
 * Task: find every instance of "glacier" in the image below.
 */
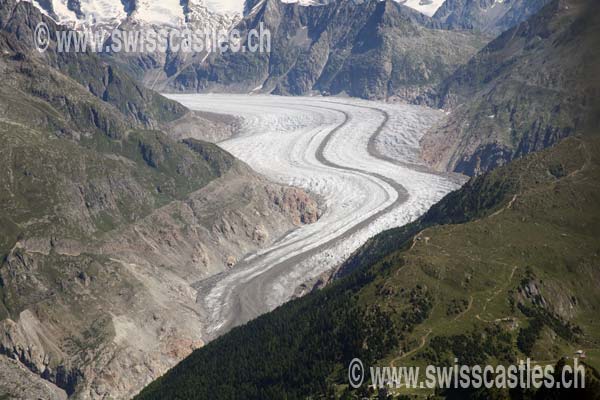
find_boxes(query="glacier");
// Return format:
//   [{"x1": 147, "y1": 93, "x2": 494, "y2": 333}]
[{"x1": 166, "y1": 94, "x2": 462, "y2": 340}]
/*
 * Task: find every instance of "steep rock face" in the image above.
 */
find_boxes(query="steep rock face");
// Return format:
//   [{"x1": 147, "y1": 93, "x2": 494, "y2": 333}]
[
  {"x1": 100, "y1": 0, "x2": 239, "y2": 90},
  {"x1": 0, "y1": 354, "x2": 68, "y2": 400},
  {"x1": 421, "y1": 0, "x2": 600, "y2": 176},
  {"x1": 433, "y1": 0, "x2": 553, "y2": 35},
  {"x1": 23, "y1": 0, "x2": 239, "y2": 89},
  {"x1": 166, "y1": 0, "x2": 486, "y2": 102}
]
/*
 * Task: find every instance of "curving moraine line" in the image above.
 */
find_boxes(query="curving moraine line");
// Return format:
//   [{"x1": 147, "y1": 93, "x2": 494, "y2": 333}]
[{"x1": 192, "y1": 100, "x2": 413, "y2": 341}]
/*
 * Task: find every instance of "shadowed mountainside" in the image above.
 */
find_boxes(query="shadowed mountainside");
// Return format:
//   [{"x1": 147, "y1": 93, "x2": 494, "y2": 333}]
[
  {"x1": 433, "y1": 0, "x2": 552, "y2": 35},
  {"x1": 421, "y1": 0, "x2": 600, "y2": 176},
  {"x1": 162, "y1": 0, "x2": 486, "y2": 103}
]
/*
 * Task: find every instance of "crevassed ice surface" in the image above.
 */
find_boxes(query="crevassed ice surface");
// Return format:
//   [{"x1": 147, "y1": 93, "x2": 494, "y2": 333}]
[{"x1": 165, "y1": 94, "x2": 462, "y2": 339}]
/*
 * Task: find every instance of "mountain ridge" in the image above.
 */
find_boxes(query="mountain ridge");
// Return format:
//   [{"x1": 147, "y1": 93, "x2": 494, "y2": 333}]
[
  {"x1": 433, "y1": 0, "x2": 552, "y2": 35},
  {"x1": 163, "y1": 0, "x2": 486, "y2": 102},
  {"x1": 421, "y1": 0, "x2": 600, "y2": 176}
]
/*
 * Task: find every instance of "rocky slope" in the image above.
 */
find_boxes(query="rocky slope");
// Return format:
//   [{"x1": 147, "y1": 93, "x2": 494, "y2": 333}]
[
  {"x1": 421, "y1": 0, "x2": 600, "y2": 176},
  {"x1": 0, "y1": 354, "x2": 68, "y2": 400},
  {"x1": 2, "y1": 0, "x2": 241, "y2": 141},
  {"x1": 0, "y1": 1, "x2": 318, "y2": 398},
  {"x1": 433, "y1": 0, "x2": 552, "y2": 35},
  {"x1": 165, "y1": 0, "x2": 486, "y2": 102},
  {"x1": 137, "y1": 132, "x2": 600, "y2": 399},
  {"x1": 1, "y1": 2, "x2": 186, "y2": 128}
]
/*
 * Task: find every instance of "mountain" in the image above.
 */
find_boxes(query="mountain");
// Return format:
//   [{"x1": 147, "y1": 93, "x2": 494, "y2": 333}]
[
  {"x1": 433, "y1": 0, "x2": 552, "y2": 35},
  {"x1": 421, "y1": 0, "x2": 600, "y2": 176},
  {"x1": 0, "y1": 1, "x2": 319, "y2": 398},
  {"x1": 23, "y1": 0, "x2": 481, "y2": 102},
  {"x1": 27, "y1": 0, "x2": 448, "y2": 25},
  {"x1": 23, "y1": 0, "x2": 554, "y2": 106},
  {"x1": 3, "y1": 0, "x2": 598, "y2": 398},
  {"x1": 395, "y1": 0, "x2": 446, "y2": 17},
  {"x1": 24, "y1": 0, "x2": 241, "y2": 90},
  {"x1": 136, "y1": 131, "x2": 600, "y2": 399},
  {"x1": 1, "y1": 2, "x2": 192, "y2": 131},
  {"x1": 163, "y1": 0, "x2": 486, "y2": 102},
  {"x1": 25, "y1": 0, "x2": 239, "y2": 27}
]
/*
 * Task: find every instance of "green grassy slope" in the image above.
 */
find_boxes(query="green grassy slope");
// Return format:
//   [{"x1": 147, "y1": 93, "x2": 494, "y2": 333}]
[
  {"x1": 0, "y1": 2, "x2": 235, "y2": 390},
  {"x1": 0, "y1": 31, "x2": 235, "y2": 268},
  {"x1": 0, "y1": 0, "x2": 237, "y2": 265},
  {"x1": 137, "y1": 134, "x2": 600, "y2": 399},
  {"x1": 0, "y1": 0, "x2": 187, "y2": 128}
]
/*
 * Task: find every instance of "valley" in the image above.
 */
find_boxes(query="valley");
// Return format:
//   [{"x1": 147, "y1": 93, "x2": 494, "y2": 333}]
[
  {"x1": 1, "y1": 0, "x2": 598, "y2": 398},
  {"x1": 166, "y1": 95, "x2": 460, "y2": 338}
]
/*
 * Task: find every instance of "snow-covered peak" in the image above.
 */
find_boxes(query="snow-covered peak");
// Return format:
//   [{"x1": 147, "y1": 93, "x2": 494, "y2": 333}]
[
  {"x1": 186, "y1": 0, "x2": 240, "y2": 31},
  {"x1": 279, "y1": 0, "x2": 446, "y2": 17},
  {"x1": 133, "y1": 0, "x2": 186, "y2": 26},
  {"x1": 75, "y1": 0, "x2": 128, "y2": 23},
  {"x1": 279, "y1": 0, "x2": 328, "y2": 5},
  {"x1": 23, "y1": 0, "x2": 447, "y2": 28},
  {"x1": 394, "y1": 0, "x2": 445, "y2": 17},
  {"x1": 202, "y1": 0, "x2": 245, "y2": 15},
  {"x1": 23, "y1": 0, "x2": 242, "y2": 27}
]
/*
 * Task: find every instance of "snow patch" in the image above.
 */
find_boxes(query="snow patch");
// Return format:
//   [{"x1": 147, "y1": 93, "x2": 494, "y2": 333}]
[
  {"x1": 134, "y1": 0, "x2": 186, "y2": 26},
  {"x1": 395, "y1": 0, "x2": 445, "y2": 17}
]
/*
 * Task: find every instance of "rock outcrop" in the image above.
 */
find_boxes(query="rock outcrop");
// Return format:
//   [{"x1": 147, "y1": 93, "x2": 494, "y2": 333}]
[
  {"x1": 433, "y1": 0, "x2": 552, "y2": 35},
  {"x1": 0, "y1": 354, "x2": 68, "y2": 400}
]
